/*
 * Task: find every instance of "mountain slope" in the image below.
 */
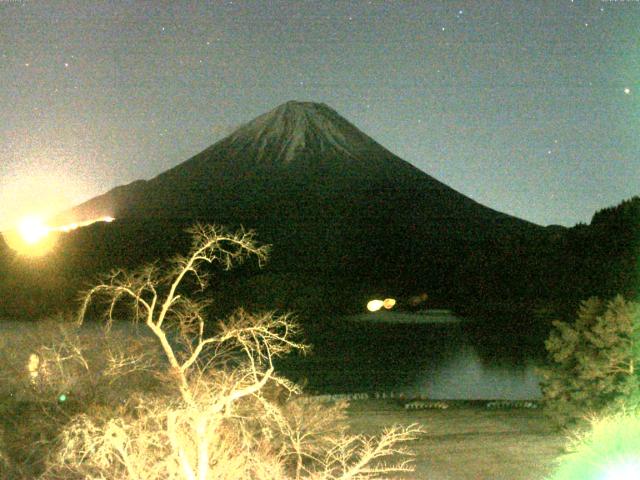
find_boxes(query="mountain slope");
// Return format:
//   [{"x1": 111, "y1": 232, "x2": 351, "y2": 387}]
[
  {"x1": 0, "y1": 100, "x2": 557, "y2": 322},
  {"x1": 62, "y1": 103, "x2": 539, "y2": 278},
  {"x1": 60, "y1": 101, "x2": 543, "y2": 280},
  {"x1": 68, "y1": 101, "x2": 533, "y2": 227}
]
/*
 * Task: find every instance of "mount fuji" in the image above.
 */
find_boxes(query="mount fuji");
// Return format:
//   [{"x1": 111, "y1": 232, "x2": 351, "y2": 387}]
[
  {"x1": 68, "y1": 101, "x2": 531, "y2": 231},
  {"x1": 3, "y1": 101, "x2": 554, "y2": 318}
]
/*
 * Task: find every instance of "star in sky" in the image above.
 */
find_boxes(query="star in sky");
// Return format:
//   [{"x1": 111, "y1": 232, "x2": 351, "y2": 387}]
[{"x1": 1, "y1": 0, "x2": 638, "y2": 229}]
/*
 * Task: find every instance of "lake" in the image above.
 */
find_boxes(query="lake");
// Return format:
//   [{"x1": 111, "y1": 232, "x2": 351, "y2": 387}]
[
  {"x1": 1, "y1": 311, "x2": 547, "y2": 401},
  {"x1": 279, "y1": 311, "x2": 546, "y2": 400}
]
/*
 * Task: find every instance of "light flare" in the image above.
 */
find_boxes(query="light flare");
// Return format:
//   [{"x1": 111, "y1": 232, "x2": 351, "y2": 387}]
[
  {"x1": 601, "y1": 458, "x2": 640, "y2": 480},
  {"x1": 2, "y1": 215, "x2": 116, "y2": 257},
  {"x1": 54, "y1": 216, "x2": 115, "y2": 233},
  {"x1": 383, "y1": 298, "x2": 396, "y2": 310},
  {"x1": 18, "y1": 216, "x2": 50, "y2": 245},
  {"x1": 367, "y1": 299, "x2": 384, "y2": 312},
  {"x1": 367, "y1": 298, "x2": 396, "y2": 312}
]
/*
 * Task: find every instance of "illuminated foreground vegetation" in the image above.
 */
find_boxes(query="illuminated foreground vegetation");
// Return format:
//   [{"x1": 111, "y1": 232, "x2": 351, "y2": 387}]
[
  {"x1": 0, "y1": 224, "x2": 421, "y2": 479},
  {"x1": 540, "y1": 295, "x2": 640, "y2": 427},
  {"x1": 3, "y1": 223, "x2": 639, "y2": 478},
  {"x1": 547, "y1": 409, "x2": 640, "y2": 480},
  {"x1": 541, "y1": 295, "x2": 640, "y2": 479}
]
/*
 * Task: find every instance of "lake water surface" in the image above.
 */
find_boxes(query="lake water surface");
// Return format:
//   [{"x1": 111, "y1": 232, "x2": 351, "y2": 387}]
[
  {"x1": 280, "y1": 313, "x2": 545, "y2": 400},
  {"x1": 1, "y1": 313, "x2": 546, "y2": 401}
]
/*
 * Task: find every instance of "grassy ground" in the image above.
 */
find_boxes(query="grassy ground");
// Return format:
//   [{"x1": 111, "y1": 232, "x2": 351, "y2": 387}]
[{"x1": 347, "y1": 400, "x2": 565, "y2": 480}]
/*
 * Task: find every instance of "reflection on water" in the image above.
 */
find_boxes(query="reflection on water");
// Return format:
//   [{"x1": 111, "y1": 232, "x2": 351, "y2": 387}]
[
  {"x1": 1, "y1": 314, "x2": 546, "y2": 400},
  {"x1": 413, "y1": 343, "x2": 541, "y2": 400},
  {"x1": 280, "y1": 317, "x2": 545, "y2": 400}
]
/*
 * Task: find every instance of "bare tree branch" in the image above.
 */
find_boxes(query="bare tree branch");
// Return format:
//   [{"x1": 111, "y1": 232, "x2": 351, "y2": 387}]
[{"x1": 49, "y1": 224, "x2": 420, "y2": 480}]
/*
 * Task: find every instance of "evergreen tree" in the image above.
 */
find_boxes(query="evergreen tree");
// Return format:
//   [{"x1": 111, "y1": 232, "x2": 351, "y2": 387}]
[{"x1": 539, "y1": 295, "x2": 640, "y2": 426}]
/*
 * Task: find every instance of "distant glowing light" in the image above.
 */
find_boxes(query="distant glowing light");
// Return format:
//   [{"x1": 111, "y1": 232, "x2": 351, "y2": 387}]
[
  {"x1": 383, "y1": 298, "x2": 396, "y2": 310},
  {"x1": 54, "y1": 216, "x2": 115, "y2": 233},
  {"x1": 58, "y1": 222, "x2": 79, "y2": 233},
  {"x1": 409, "y1": 292, "x2": 429, "y2": 308},
  {"x1": 3, "y1": 215, "x2": 116, "y2": 256},
  {"x1": 18, "y1": 216, "x2": 50, "y2": 244},
  {"x1": 624, "y1": 87, "x2": 631, "y2": 95},
  {"x1": 58, "y1": 394, "x2": 67, "y2": 402},
  {"x1": 367, "y1": 300, "x2": 384, "y2": 312},
  {"x1": 367, "y1": 298, "x2": 397, "y2": 312}
]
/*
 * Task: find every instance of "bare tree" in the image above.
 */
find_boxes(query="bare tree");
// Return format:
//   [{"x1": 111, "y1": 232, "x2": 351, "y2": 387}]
[{"x1": 43, "y1": 224, "x2": 421, "y2": 480}]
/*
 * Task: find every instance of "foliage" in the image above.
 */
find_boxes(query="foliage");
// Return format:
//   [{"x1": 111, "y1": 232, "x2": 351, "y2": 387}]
[
  {"x1": 547, "y1": 408, "x2": 640, "y2": 480},
  {"x1": 539, "y1": 295, "x2": 640, "y2": 427},
  {"x1": 40, "y1": 223, "x2": 421, "y2": 480},
  {"x1": 0, "y1": 316, "x2": 167, "y2": 478}
]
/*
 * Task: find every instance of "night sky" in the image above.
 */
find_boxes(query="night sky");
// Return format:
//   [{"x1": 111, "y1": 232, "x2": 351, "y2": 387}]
[{"x1": 1, "y1": 0, "x2": 638, "y2": 230}]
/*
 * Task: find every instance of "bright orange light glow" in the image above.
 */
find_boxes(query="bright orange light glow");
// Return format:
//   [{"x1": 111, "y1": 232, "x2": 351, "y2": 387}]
[
  {"x1": 18, "y1": 216, "x2": 49, "y2": 245},
  {"x1": 2, "y1": 215, "x2": 116, "y2": 257},
  {"x1": 3, "y1": 218, "x2": 58, "y2": 257},
  {"x1": 383, "y1": 298, "x2": 396, "y2": 310},
  {"x1": 53, "y1": 216, "x2": 115, "y2": 233},
  {"x1": 367, "y1": 299, "x2": 384, "y2": 312}
]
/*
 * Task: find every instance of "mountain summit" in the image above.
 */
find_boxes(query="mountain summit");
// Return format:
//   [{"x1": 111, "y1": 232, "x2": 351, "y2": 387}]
[
  {"x1": 62, "y1": 101, "x2": 542, "y2": 298},
  {"x1": 0, "y1": 100, "x2": 556, "y2": 318},
  {"x1": 69, "y1": 100, "x2": 524, "y2": 225},
  {"x1": 224, "y1": 101, "x2": 386, "y2": 165}
]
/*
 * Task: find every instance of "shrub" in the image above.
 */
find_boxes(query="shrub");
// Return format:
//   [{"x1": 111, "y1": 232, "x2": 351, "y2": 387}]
[
  {"x1": 539, "y1": 295, "x2": 640, "y2": 427},
  {"x1": 547, "y1": 408, "x2": 640, "y2": 480},
  {"x1": 0, "y1": 315, "x2": 167, "y2": 478}
]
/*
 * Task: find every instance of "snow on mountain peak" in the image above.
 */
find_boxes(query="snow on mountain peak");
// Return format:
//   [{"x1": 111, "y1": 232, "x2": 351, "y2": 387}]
[{"x1": 228, "y1": 101, "x2": 376, "y2": 164}]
